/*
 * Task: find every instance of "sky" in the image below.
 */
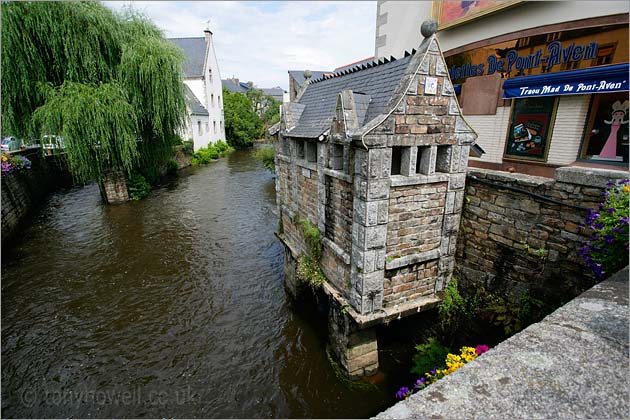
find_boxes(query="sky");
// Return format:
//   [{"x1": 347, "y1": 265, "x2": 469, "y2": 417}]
[{"x1": 104, "y1": 1, "x2": 377, "y2": 91}]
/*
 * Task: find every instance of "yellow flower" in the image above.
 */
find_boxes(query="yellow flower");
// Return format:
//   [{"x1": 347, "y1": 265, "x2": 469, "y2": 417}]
[
  {"x1": 1, "y1": 155, "x2": 7, "y2": 162},
  {"x1": 624, "y1": 185, "x2": 629, "y2": 193}
]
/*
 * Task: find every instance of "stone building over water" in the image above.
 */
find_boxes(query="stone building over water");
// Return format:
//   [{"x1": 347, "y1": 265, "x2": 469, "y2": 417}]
[{"x1": 275, "y1": 22, "x2": 477, "y2": 378}]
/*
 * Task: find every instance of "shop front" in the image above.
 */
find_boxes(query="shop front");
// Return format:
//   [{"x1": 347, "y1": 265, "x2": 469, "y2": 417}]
[{"x1": 445, "y1": 20, "x2": 629, "y2": 176}]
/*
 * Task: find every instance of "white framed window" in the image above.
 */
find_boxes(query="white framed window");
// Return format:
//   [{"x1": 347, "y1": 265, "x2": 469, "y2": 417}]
[
  {"x1": 205, "y1": 122, "x2": 209, "y2": 133},
  {"x1": 213, "y1": 121, "x2": 217, "y2": 134},
  {"x1": 211, "y1": 94, "x2": 214, "y2": 107},
  {"x1": 197, "y1": 121, "x2": 202, "y2": 135},
  {"x1": 208, "y1": 69, "x2": 213, "y2": 83}
]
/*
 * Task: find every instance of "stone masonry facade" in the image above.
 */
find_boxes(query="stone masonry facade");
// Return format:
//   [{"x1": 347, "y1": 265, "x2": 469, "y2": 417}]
[
  {"x1": 275, "y1": 28, "x2": 477, "y2": 378},
  {"x1": 456, "y1": 166, "x2": 629, "y2": 304}
]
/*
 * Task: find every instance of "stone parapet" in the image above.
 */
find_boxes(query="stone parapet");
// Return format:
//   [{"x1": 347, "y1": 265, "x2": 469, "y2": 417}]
[{"x1": 376, "y1": 266, "x2": 629, "y2": 419}]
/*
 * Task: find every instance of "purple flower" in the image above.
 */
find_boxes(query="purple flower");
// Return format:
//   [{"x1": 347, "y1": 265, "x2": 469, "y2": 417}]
[
  {"x1": 607, "y1": 207, "x2": 616, "y2": 213},
  {"x1": 620, "y1": 217, "x2": 629, "y2": 225},
  {"x1": 594, "y1": 223, "x2": 604, "y2": 230},
  {"x1": 429, "y1": 367, "x2": 438, "y2": 375},
  {"x1": 475, "y1": 344, "x2": 490, "y2": 355},
  {"x1": 613, "y1": 227, "x2": 625, "y2": 234},
  {"x1": 604, "y1": 234, "x2": 615, "y2": 244},
  {"x1": 606, "y1": 181, "x2": 615, "y2": 187},
  {"x1": 396, "y1": 387, "x2": 410, "y2": 399},
  {"x1": 415, "y1": 377, "x2": 426, "y2": 388},
  {"x1": 618, "y1": 179, "x2": 629, "y2": 185}
]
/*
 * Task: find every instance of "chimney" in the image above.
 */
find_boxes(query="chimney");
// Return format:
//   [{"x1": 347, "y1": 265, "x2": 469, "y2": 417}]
[{"x1": 204, "y1": 19, "x2": 213, "y2": 43}]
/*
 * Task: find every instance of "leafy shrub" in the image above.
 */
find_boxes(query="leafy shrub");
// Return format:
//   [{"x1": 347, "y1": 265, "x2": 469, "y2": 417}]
[
  {"x1": 127, "y1": 172, "x2": 150, "y2": 200},
  {"x1": 411, "y1": 337, "x2": 451, "y2": 378},
  {"x1": 182, "y1": 139, "x2": 194, "y2": 155},
  {"x1": 254, "y1": 145, "x2": 275, "y2": 172},
  {"x1": 438, "y1": 279, "x2": 479, "y2": 342},
  {"x1": 579, "y1": 179, "x2": 629, "y2": 278},
  {"x1": 191, "y1": 145, "x2": 219, "y2": 165},
  {"x1": 166, "y1": 159, "x2": 178, "y2": 174},
  {"x1": 214, "y1": 140, "x2": 231, "y2": 155},
  {"x1": 297, "y1": 255, "x2": 326, "y2": 289},
  {"x1": 297, "y1": 218, "x2": 322, "y2": 260}
]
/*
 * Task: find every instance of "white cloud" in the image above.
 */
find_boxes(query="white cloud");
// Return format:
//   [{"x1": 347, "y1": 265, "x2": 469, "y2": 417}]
[{"x1": 104, "y1": 1, "x2": 377, "y2": 91}]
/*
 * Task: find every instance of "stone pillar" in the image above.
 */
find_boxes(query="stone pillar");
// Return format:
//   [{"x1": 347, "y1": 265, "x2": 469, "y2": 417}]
[
  {"x1": 283, "y1": 246, "x2": 301, "y2": 299},
  {"x1": 101, "y1": 170, "x2": 129, "y2": 204},
  {"x1": 328, "y1": 303, "x2": 379, "y2": 379}
]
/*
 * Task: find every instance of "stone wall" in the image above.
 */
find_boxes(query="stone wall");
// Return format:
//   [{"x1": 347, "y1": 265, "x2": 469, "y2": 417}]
[
  {"x1": 384, "y1": 259, "x2": 437, "y2": 308},
  {"x1": 456, "y1": 166, "x2": 628, "y2": 303},
  {"x1": 324, "y1": 175, "x2": 353, "y2": 255},
  {"x1": 386, "y1": 182, "x2": 446, "y2": 259},
  {"x1": 297, "y1": 166, "x2": 318, "y2": 226},
  {"x1": 1, "y1": 149, "x2": 66, "y2": 245}
]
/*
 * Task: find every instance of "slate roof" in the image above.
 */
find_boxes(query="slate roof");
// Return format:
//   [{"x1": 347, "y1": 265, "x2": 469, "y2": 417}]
[
  {"x1": 169, "y1": 37, "x2": 206, "y2": 78},
  {"x1": 221, "y1": 79, "x2": 249, "y2": 93},
  {"x1": 287, "y1": 55, "x2": 412, "y2": 138},
  {"x1": 184, "y1": 85, "x2": 208, "y2": 116},
  {"x1": 334, "y1": 57, "x2": 375, "y2": 73},
  {"x1": 262, "y1": 87, "x2": 285, "y2": 102},
  {"x1": 288, "y1": 70, "x2": 333, "y2": 86}
]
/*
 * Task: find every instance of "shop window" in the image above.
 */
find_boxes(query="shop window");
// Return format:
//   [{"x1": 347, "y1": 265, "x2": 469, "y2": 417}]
[
  {"x1": 580, "y1": 92, "x2": 629, "y2": 163},
  {"x1": 390, "y1": 146, "x2": 403, "y2": 175},
  {"x1": 504, "y1": 97, "x2": 558, "y2": 161},
  {"x1": 330, "y1": 143, "x2": 343, "y2": 171},
  {"x1": 306, "y1": 142, "x2": 317, "y2": 163},
  {"x1": 296, "y1": 140, "x2": 305, "y2": 159},
  {"x1": 435, "y1": 146, "x2": 452, "y2": 173}
]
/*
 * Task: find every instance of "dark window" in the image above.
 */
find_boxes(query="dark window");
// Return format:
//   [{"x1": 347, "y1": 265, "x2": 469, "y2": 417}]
[
  {"x1": 435, "y1": 145, "x2": 451, "y2": 173},
  {"x1": 306, "y1": 141, "x2": 317, "y2": 163},
  {"x1": 391, "y1": 146, "x2": 402, "y2": 175},
  {"x1": 296, "y1": 140, "x2": 305, "y2": 159},
  {"x1": 331, "y1": 143, "x2": 344, "y2": 170}
]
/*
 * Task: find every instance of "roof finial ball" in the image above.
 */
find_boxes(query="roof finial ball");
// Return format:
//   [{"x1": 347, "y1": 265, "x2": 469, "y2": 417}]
[
  {"x1": 421, "y1": 19, "x2": 438, "y2": 38},
  {"x1": 304, "y1": 69, "x2": 313, "y2": 80}
]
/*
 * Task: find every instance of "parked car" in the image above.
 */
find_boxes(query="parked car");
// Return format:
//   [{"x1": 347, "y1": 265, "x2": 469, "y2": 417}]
[{"x1": 1, "y1": 136, "x2": 23, "y2": 151}]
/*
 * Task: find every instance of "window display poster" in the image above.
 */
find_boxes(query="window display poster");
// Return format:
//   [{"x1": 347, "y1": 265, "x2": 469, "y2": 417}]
[
  {"x1": 582, "y1": 93, "x2": 629, "y2": 163},
  {"x1": 505, "y1": 97, "x2": 556, "y2": 160}
]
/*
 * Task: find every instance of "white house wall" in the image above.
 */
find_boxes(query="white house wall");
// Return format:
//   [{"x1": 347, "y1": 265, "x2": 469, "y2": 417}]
[
  {"x1": 203, "y1": 33, "x2": 226, "y2": 144},
  {"x1": 185, "y1": 79, "x2": 206, "y2": 107},
  {"x1": 189, "y1": 115, "x2": 210, "y2": 152}
]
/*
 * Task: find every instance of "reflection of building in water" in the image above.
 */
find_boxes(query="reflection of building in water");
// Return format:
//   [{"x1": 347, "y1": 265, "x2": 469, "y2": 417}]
[{"x1": 374, "y1": 1, "x2": 629, "y2": 176}]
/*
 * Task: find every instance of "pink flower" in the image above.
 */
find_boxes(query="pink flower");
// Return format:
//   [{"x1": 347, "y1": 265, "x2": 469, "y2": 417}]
[{"x1": 475, "y1": 344, "x2": 489, "y2": 355}]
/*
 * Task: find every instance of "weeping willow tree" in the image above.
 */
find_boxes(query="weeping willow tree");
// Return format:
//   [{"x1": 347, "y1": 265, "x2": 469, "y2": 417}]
[{"x1": 1, "y1": 2, "x2": 186, "y2": 201}]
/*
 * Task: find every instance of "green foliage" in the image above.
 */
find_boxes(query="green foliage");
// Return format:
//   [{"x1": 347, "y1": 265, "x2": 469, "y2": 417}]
[
  {"x1": 127, "y1": 172, "x2": 150, "y2": 200},
  {"x1": 478, "y1": 292, "x2": 545, "y2": 336},
  {"x1": 223, "y1": 88, "x2": 262, "y2": 148},
  {"x1": 2, "y1": 2, "x2": 186, "y2": 187},
  {"x1": 438, "y1": 279, "x2": 477, "y2": 332},
  {"x1": 410, "y1": 338, "x2": 451, "y2": 377},
  {"x1": 297, "y1": 255, "x2": 326, "y2": 289},
  {"x1": 580, "y1": 180, "x2": 630, "y2": 278},
  {"x1": 190, "y1": 142, "x2": 232, "y2": 166},
  {"x1": 254, "y1": 145, "x2": 275, "y2": 172},
  {"x1": 521, "y1": 241, "x2": 549, "y2": 260},
  {"x1": 182, "y1": 139, "x2": 194, "y2": 155},
  {"x1": 297, "y1": 218, "x2": 322, "y2": 261},
  {"x1": 214, "y1": 140, "x2": 231, "y2": 155},
  {"x1": 166, "y1": 159, "x2": 179, "y2": 174}
]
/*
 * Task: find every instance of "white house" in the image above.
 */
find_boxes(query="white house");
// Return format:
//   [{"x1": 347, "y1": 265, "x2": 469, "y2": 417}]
[{"x1": 170, "y1": 26, "x2": 226, "y2": 151}]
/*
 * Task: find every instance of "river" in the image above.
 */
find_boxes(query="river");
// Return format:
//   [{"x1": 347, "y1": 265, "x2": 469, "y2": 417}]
[{"x1": 1, "y1": 149, "x2": 412, "y2": 418}]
